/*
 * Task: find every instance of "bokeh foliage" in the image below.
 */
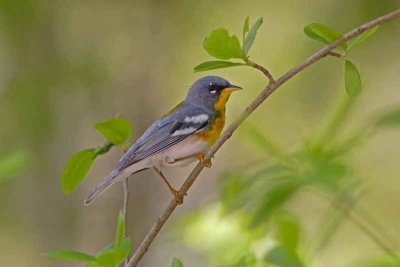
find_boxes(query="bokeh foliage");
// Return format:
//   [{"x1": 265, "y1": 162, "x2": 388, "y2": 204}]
[
  {"x1": 0, "y1": 1, "x2": 399, "y2": 267},
  {"x1": 175, "y1": 16, "x2": 400, "y2": 267}
]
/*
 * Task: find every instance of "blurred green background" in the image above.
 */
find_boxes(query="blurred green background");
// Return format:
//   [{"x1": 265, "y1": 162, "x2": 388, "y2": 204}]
[{"x1": 0, "y1": 0, "x2": 400, "y2": 266}]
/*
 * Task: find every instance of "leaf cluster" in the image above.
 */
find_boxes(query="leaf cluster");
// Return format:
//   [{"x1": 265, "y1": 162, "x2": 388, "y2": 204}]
[
  {"x1": 194, "y1": 16, "x2": 263, "y2": 72},
  {"x1": 61, "y1": 117, "x2": 132, "y2": 194},
  {"x1": 304, "y1": 23, "x2": 379, "y2": 97}
]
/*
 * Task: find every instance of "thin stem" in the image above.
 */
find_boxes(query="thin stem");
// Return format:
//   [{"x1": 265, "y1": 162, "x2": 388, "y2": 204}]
[
  {"x1": 126, "y1": 8, "x2": 400, "y2": 267},
  {"x1": 343, "y1": 193, "x2": 399, "y2": 252},
  {"x1": 312, "y1": 189, "x2": 361, "y2": 255},
  {"x1": 347, "y1": 213, "x2": 400, "y2": 261},
  {"x1": 316, "y1": 92, "x2": 355, "y2": 146},
  {"x1": 327, "y1": 51, "x2": 343, "y2": 58},
  {"x1": 316, "y1": 189, "x2": 400, "y2": 262},
  {"x1": 94, "y1": 142, "x2": 113, "y2": 156},
  {"x1": 122, "y1": 146, "x2": 130, "y2": 267},
  {"x1": 246, "y1": 59, "x2": 275, "y2": 83},
  {"x1": 123, "y1": 178, "x2": 129, "y2": 267}
]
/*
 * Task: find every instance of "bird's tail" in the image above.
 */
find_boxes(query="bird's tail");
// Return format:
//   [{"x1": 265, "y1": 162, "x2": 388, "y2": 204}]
[{"x1": 83, "y1": 170, "x2": 121, "y2": 206}]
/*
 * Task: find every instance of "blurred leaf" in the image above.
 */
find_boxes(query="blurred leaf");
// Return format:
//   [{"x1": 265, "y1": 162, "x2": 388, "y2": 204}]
[
  {"x1": 194, "y1": 61, "x2": 243, "y2": 72},
  {"x1": 203, "y1": 28, "x2": 244, "y2": 60},
  {"x1": 347, "y1": 26, "x2": 379, "y2": 52},
  {"x1": 265, "y1": 246, "x2": 304, "y2": 267},
  {"x1": 313, "y1": 187, "x2": 361, "y2": 253},
  {"x1": 358, "y1": 256, "x2": 400, "y2": 267},
  {"x1": 251, "y1": 179, "x2": 300, "y2": 227},
  {"x1": 86, "y1": 262, "x2": 100, "y2": 267},
  {"x1": 171, "y1": 257, "x2": 184, "y2": 267},
  {"x1": 240, "y1": 123, "x2": 284, "y2": 160},
  {"x1": 275, "y1": 214, "x2": 300, "y2": 253},
  {"x1": 374, "y1": 107, "x2": 400, "y2": 128},
  {"x1": 115, "y1": 211, "x2": 125, "y2": 247},
  {"x1": 304, "y1": 23, "x2": 347, "y2": 51},
  {"x1": 344, "y1": 60, "x2": 362, "y2": 97},
  {"x1": 61, "y1": 149, "x2": 97, "y2": 194},
  {"x1": 243, "y1": 17, "x2": 263, "y2": 57},
  {"x1": 219, "y1": 167, "x2": 284, "y2": 215},
  {"x1": 44, "y1": 250, "x2": 96, "y2": 262},
  {"x1": 243, "y1": 16, "x2": 250, "y2": 43},
  {"x1": 219, "y1": 173, "x2": 248, "y2": 211},
  {"x1": 0, "y1": 150, "x2": 29, "y2": 183},
  {"x1": 96, "y1": 237, "x2": 132, "y2": 267},
  {"x1": 232, "y1": 252, "x2": 257, "y2": 267},
  {"x1": 94, "y1": 118, "x2": 132, "y2": 146}
]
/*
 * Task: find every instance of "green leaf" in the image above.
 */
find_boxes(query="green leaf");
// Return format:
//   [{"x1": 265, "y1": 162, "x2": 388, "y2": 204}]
[
  {"x1": 304, "y1": 23, "x2": 347, "y2": 51},
  {"x1": 243, "y1": 16, "x2": 250, "y2": 43},
  {"x1": 0, "y1": 150, "x2": 29, "y2": 183},
  {"x1": 44, "y1": 250, "x2": 96, "y2": 262},
  {"x1": 374, "y1": 107, "x2": 400, "y2": 128},
  {"x1": 232, "y1": 252, "x2": 257, "y2": 267},
  {"x1": 344, "y1": 60, "x2": 362, "y2": 97},
  {"x1": 94, "y1": 118, "x2": 132, "y2": 146},
  {"x1": 171, "y1": 257, "x2": 184, "y2": 267},
  {"x1": 96, "y1": 237, "x2": 132, "y2": 267},
  {"x1": 251, "y1": 178, "x2": 300, "y2": 227},
  {"x1": 86, "y1": 262, "x2": 100, "y2": 267},
  {"x1": 194, "y1": 61, "x2": 243, "y2": 72},
  {"x1": 347, "y1": 26, "x2": 379, "y2": 52},
  {"x1": 265, "y1": 246, "x2": 304, "y2": 267},
  {"x1": 115, "y1": 211, "x2": 125, "y2": 247},
  {"x1": 275, "y1": 214, "x2": 300, "y2": 253},
  {"x1": 359, "y1": 255, "x2": 400, "y2": 267},
  {"x1": 243, "y1": 17, "x2": 263, "y2": 57},
  {"x1": 61, "y1": 149, "x2": 97, "y2": 194},
  {"x1": 203, "y1": 28, "x2": 244, "y2": 60}
]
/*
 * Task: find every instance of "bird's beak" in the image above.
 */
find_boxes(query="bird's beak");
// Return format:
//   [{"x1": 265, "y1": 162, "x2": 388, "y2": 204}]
[{"x1": 224, "y1": 84, "x2": 243, "y2": 92}]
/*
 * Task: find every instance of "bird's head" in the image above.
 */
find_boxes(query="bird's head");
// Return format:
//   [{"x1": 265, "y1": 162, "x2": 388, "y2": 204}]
[{"x1": 185, "y1": 76, "x2": 242, "y2": 112}]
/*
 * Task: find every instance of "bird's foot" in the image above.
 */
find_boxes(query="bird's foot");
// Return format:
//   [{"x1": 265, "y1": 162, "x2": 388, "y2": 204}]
[{"x1": 196, "y1": 154, "x2": 212, "y2": 168}]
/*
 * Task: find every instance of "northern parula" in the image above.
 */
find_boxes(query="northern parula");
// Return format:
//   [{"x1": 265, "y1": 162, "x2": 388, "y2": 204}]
[{"x1": 84, "y1": 76, "x2": 241, "y2": 205}]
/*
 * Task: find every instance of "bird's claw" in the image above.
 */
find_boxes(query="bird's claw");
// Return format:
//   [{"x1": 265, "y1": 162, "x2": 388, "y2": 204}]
[{"x1": 197, "y1": 154, "x2": 212, "y2": 168}]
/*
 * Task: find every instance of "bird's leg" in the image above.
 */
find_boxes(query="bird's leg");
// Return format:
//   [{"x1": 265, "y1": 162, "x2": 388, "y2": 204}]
[
  {"x1": 173, "y1": 153, "x2": 212, "y2": 168},
  {"x1": 195, "y1": 153, "x2": 212, "y2": 168},
  {"x1": 153, "y1": 166, "x2": 184, "y2": 204}
]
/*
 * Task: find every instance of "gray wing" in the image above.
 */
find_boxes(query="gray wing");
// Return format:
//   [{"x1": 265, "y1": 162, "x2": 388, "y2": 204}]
[
  {"x1": 115, "y1": 105, "x2": 211, "y2": 171},
  {"x1": 83, "y1": 104, "x2": 211, "y2": 206}
]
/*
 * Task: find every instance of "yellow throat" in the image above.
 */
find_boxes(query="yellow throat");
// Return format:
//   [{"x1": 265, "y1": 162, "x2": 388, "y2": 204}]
[{"x1": 197, "y1": 89, "x2": 238, "y2": 145}]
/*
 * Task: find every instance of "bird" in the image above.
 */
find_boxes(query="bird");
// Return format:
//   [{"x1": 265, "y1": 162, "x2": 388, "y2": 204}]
[{"x1": 84, "y1": 76, "x2": 242, "y2": 206}]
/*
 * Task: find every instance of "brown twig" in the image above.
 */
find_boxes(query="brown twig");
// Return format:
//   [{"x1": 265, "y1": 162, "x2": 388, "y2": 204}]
[
  {"x1": 246, "y1": 59, "x2": 275, "y2": 83},
  {"x1": 126, "y1": 8, "x2": 400, "y2": 267},
  {"x1": 327, "y1": 51, "x2": 344, "y2": 58}
]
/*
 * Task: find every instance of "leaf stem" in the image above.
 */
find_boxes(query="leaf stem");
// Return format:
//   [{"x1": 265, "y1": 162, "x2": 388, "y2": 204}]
[
  {"x1": 123, "y1": 178, "x2": 129, "y2": 267},
  {"x1": 94, "y1": 142, "x2": 114, "y2": 156},
  {"x1": 327, "y1": 51, "x2": 343, "y2": 58},
  {"x1": 246, "y1": 59, "x2": 275, "y2": 83}
]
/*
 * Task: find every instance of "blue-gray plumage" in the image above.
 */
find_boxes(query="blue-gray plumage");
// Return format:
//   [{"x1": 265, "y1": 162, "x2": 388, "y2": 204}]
[{"x1": 84, "y1": 76, "x2": 241, "y2": 205}]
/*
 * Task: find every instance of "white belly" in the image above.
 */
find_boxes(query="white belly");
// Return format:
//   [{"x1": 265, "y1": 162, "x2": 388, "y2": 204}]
[
  {"x1": 121, "y1": 136, "x2": 209, "y2": 176},
  {"x1": 159, "y1": 136, "x2": 209, "y2": 167}
]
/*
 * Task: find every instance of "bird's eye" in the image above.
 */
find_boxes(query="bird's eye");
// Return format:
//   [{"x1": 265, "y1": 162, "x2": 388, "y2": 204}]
[{"x1": 208, "y1": 83, "x2": 217, "y2": 94}]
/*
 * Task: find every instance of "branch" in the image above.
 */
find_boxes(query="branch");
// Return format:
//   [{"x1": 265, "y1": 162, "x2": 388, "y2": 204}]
[{"x1": 126, "y1": 8, "x2": 400, "y2": 267}]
